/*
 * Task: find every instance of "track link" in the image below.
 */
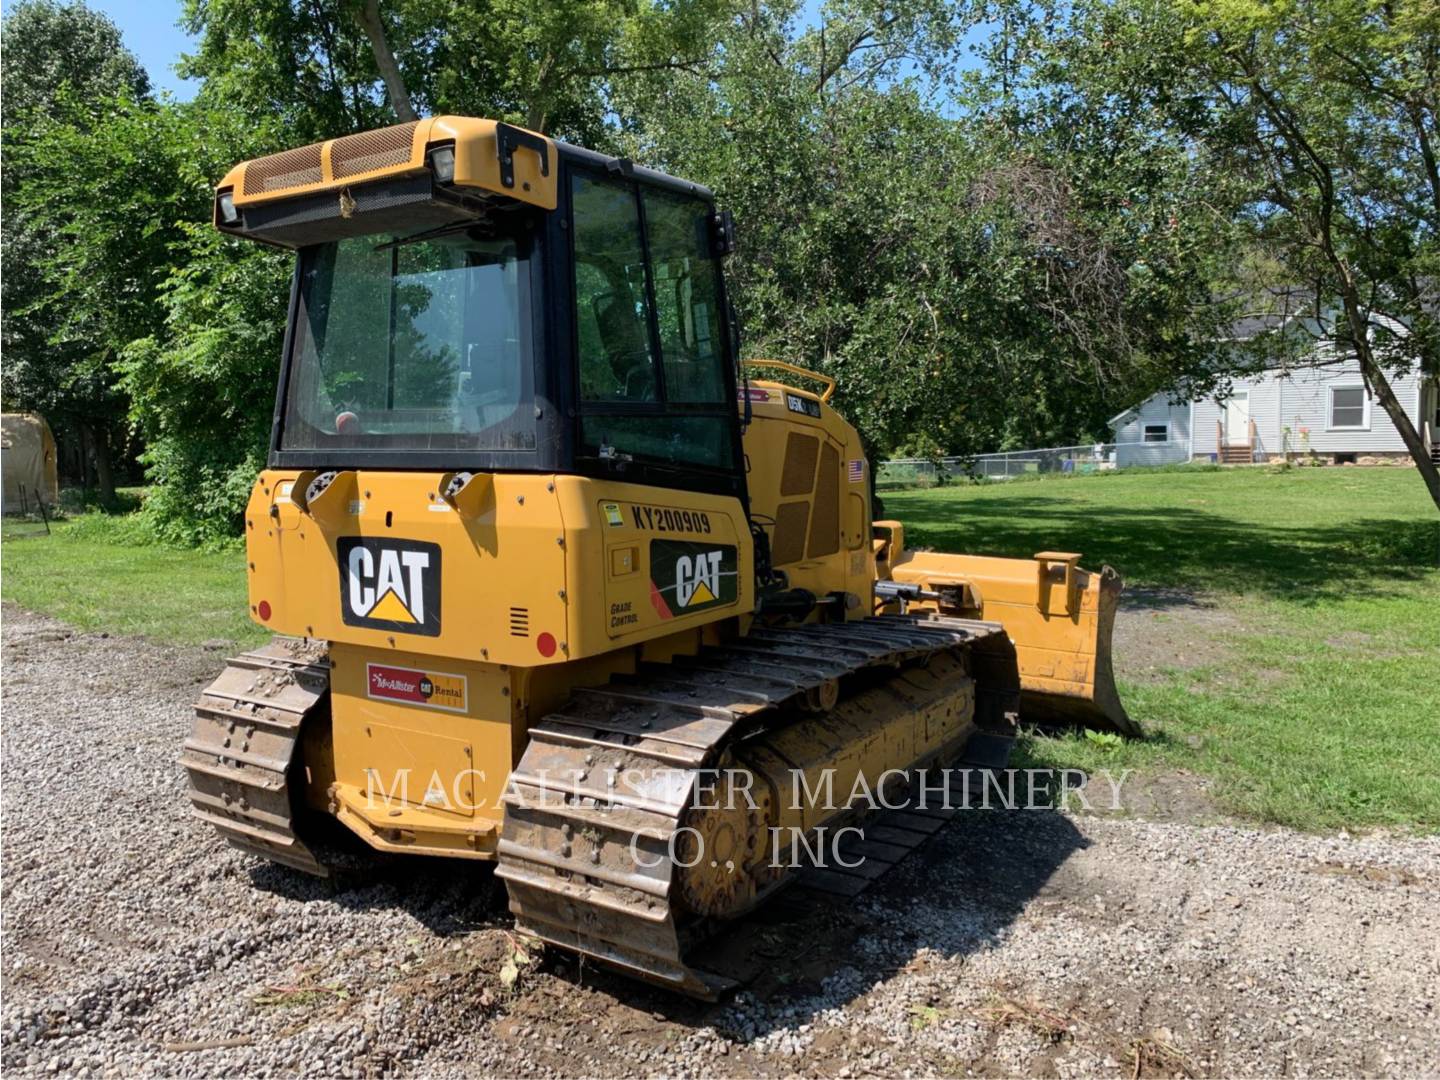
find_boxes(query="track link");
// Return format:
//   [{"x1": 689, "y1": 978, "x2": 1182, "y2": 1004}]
[
  {"x1": 496, "y1": 615, "x2": 1014, "y2": 999},
  {"x1": 181, "y1": 639, "x2": 331, "y2": 877}
]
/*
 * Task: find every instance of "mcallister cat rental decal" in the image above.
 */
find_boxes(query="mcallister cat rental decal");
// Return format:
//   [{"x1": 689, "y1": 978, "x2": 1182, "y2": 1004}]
[{"x1": 366, "y1": 663, "x2": 468, "y2": 712}]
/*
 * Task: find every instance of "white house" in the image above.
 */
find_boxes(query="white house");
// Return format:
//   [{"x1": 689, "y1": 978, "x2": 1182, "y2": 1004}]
[{"x1": 1111, "y1": 349, "x2": 1439, "y2": 467}]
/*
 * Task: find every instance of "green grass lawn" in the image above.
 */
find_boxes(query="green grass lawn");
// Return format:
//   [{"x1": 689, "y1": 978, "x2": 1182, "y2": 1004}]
[
  {"x1": 887, "y1": 465, "x2": 1440, "y2": 832},
  {"x1": 1, "y1": 514, "x2": 266, "y2": 649},
  {"x1": 4, "y1": 465, "x2": 1438, "y2": 830}
]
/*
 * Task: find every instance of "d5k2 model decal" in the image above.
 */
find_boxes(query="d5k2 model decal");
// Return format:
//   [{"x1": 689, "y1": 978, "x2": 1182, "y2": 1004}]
[
  {"x1": 649, "y1": 539, "x2": 738, "y2": 619},
  {"x1": 338, "y1": 537, "x2": 442, "y2": 636}
]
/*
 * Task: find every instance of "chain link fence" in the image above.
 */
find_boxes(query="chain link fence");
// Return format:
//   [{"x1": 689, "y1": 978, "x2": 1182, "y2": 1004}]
[{"x1": 876, "y1": 440, "x2": 1191, "y2": 488}]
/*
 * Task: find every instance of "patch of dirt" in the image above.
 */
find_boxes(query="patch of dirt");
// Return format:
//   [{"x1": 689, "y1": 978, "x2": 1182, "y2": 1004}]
[
  {"x1": 1325, "y1": 629, "x2": 1375, "y2": 649},
  {"x1": 1310, "y1": 860, "x2": 1427, "y2": 888},
  {"x1": 1066, "y1": 769, "x2": 1227, "y2": 824},
  {"x1": 1112, "y1": 587, "x2": 1245, "y2": 683}
]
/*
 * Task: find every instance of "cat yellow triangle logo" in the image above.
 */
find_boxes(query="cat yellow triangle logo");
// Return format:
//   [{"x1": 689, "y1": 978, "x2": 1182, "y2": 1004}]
[
  {"x1": 341, "y1": 538, "x2": 440, "y2": 636},
  {"x1": 368, "y1": 588, "x2": 417, "y2": 623},
  {"x1": 684, "y1": 580, "x2": 718, "y2": 607}
]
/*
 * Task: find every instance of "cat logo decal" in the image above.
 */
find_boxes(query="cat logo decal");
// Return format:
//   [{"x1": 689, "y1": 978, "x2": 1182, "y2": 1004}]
[{"x1": 338, "y1": 537, "x2": 441, "y2": 636}]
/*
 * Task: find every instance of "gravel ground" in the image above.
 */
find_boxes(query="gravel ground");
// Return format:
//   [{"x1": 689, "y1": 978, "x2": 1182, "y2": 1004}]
[{"x1": 3, "y1": 602, "x2": 1439, "y2": 1078}]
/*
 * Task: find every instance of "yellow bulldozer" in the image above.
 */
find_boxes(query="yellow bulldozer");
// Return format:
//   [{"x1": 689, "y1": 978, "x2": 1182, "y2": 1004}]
[{"x1": 183, "y1": 117, "x2": 1134, "y2": 999}]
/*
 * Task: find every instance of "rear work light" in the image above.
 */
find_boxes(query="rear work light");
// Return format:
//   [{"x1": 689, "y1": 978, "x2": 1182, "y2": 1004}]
[
  {"x1": 428, "y1": 146, "x2": 455, "y2": 184},
  {"x1": 217, "y1": 190, "x2": 239, "y2": 225}
]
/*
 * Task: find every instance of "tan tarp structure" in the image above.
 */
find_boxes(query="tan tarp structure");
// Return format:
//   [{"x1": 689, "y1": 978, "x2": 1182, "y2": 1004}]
[{"x1": 1, "y1": 413, "x2": 60, "y2": 514}]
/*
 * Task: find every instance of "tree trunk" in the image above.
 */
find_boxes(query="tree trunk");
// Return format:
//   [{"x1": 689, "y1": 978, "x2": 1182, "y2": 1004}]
[
  {"x1": 354, "y1": 0, "x2": 417, "y2": 123},
  {"x1": 1362, "y1": 357, "x2": 1440, "y2": 510},
  {"x1": 76, "y1": 417, "x2": 93, "y2": 490},
  {"x1": 77, "y1": 420, "x2": 116, "y2": 508},
  {"x1": 526, "y1": 52, "x2": 555, "y2": 134},
  {"x1": 1339, "y1": 292, "x2": 1440, "y2": 513},
  {"x1": 90, "y1": 423, "x2": 117, "y2": 509}
]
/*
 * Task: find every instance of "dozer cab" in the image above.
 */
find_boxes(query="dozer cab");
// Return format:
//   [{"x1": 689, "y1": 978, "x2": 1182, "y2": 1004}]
[{"x1": 183, "y1": 117, "x2": 1134, "y2": 998}]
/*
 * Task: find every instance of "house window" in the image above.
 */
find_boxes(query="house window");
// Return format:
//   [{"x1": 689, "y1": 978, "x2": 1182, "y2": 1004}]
[
  {"x1": 1142, "y1": 423, "x2": 1169, "y2": 443},
  {"x1": 1328, "y1": 386, "x2": 1368, "y2": 430}
]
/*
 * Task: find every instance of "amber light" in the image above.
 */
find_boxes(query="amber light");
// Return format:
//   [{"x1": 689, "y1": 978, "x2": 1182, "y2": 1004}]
[{"x1": 257, "y1": 600, "x2": 272, "y2": 621}]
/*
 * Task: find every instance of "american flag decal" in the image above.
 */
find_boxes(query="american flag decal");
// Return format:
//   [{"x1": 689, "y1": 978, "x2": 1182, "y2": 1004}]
[{"x1": 848, "y1": 459, "x2": 865, "y2": 483}]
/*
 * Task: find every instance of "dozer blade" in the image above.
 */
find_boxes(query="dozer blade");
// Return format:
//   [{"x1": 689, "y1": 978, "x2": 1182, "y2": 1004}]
[{"x1": 881, "y1": 536, "x2": 1138, "y2": 736}]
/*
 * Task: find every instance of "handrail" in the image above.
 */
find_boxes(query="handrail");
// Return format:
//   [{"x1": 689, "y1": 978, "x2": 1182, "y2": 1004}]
[{"x1": 742, "y1": 359, "x2": 837, "y2": 403}]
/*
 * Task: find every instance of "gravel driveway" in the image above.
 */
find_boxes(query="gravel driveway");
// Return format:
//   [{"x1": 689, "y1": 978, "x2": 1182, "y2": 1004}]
[{"x1": 2, "y1": 603, "x2": 1438, "y2": 1077}]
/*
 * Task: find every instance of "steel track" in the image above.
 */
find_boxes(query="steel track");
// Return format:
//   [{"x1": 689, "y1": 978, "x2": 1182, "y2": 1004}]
[
  {"x1": 181, "y1": 618, "x2": 1018, "y2": 1000},
  {"x1": 180, "y1": 640, "x2": 332, "y2": 876},
  {"x1": 495, "y1": 614, "x2": 1016, "y2": 999}
]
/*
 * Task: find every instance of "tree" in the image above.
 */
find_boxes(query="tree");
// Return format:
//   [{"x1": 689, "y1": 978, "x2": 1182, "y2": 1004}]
[
  {"x1": 1022, "y1": 0, "x2": 1440, "y2": 509},
  {"x1": 180, "y1": 0, "x2": 727, "y2": 143},
  {"x1": 1, "y1": 0, "x2": 155, "y2": 505},
  {"x1": 424, "y1": 0, "x2": 724, "y2": 137},
  {"x1": 614, "y1": 0, "x2": 1238, "y2": 456},
  {"x1": 0, "y1": 0, "x2": 150, "y2": 116},
  {"x1": 179, "y1": 0, "x2": 394, "y2": 142},
  {"x1": 5, "y1": 96, "x2": 200, "y2": 508},
  {"x1": 4, "y1": 48, "x2": 289, "y2": 537},
  {"x1": 119, "y1": 213, "x2": 293, "y2": 546}
]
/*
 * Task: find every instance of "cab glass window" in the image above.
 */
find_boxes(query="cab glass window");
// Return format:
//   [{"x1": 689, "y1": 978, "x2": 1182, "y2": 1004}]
[
  {"x1": 571, "y1": 175, "x2": 659, "y2": 402},
  {"x1": 570, "y1": 171, "x2": 736, "y2": 474},
  {"x1": 282, "y1": 227, "x2": 536, "y2": 452},
  {"x1": 642, "y1": 190, "x2": 727, "y2": 403},
  {"x1": 579, "y1": 415, "x2": 734, "y2": 469}
]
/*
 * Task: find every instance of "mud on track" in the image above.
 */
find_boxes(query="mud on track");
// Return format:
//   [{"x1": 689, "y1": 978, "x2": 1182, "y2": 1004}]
[{"x1": 2, "y1": 603, "x2": 1438, "y2": 1077}]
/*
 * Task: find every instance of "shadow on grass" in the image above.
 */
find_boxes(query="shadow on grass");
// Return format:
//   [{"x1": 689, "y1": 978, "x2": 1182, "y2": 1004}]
[
  {"x1": 894, "y1": 499, "x2": 1438, "y2": 603},
  {"x1": 51, "y1": 487, "x2": 144, "y2": 516}
]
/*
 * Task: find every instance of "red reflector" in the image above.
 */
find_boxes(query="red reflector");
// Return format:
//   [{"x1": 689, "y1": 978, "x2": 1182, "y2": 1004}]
[
  {"x1": 536, "y1": 632, "x2": 557, "y2": 658},
  {"x1": 257, "y1": 600, "x2": 272, "y2": 621}
]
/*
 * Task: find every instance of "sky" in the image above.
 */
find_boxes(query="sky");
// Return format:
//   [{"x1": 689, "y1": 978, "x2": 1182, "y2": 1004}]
[{"x1": 81, "y1": 0, "x2": 198, "y2": 100}]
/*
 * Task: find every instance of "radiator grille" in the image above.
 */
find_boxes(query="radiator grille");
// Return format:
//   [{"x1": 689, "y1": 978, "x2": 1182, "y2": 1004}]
[
  {"x1": 780, "y1": 433, "x2": 819, "y2": 496},
  {"x1": 330, "y1": 121, "x2": 420, "y2": 180},
  {"x1": 771, "y1": 501, "x2": 811, "y2": 566},
  {"x1": 243, "y1": 142, "x2": 323, "y2": 196},
  {"x1": 807, "y1": 442, "x2": 841, "y2": 558},
  {"x1": 509, "y1": 607, "x2": 530, "y2": 637}
]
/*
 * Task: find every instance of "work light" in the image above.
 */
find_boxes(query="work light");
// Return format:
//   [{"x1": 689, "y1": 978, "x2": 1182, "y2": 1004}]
[{"x1": 429, "y1": 146, "x2": 456, "y2": 184}]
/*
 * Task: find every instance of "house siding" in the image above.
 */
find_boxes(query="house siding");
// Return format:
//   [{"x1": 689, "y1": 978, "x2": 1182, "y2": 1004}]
[
  {"x1": 1277, "y1": 365, "x2": 1423, "y2": 454},
  {"x1": 1118, "y1": 358, "x2": 1427, "y2": 460},
  {"x1": 1113, "y1": 397, "x2": 1190, "y2": 446},
  {"x1": 1193, "y1": 397, "x2": 1222, "y2": 456}
]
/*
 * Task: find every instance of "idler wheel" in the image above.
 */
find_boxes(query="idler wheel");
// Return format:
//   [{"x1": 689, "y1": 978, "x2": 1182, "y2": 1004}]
[{"x1": 674, "y1": 760, "x2": 778, "y2": 919}]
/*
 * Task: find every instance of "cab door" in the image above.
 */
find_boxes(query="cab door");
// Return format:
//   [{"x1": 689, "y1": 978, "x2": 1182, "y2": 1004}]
[{"x1": 565, "y1": 167, "x2": 745, "y2": 500}]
